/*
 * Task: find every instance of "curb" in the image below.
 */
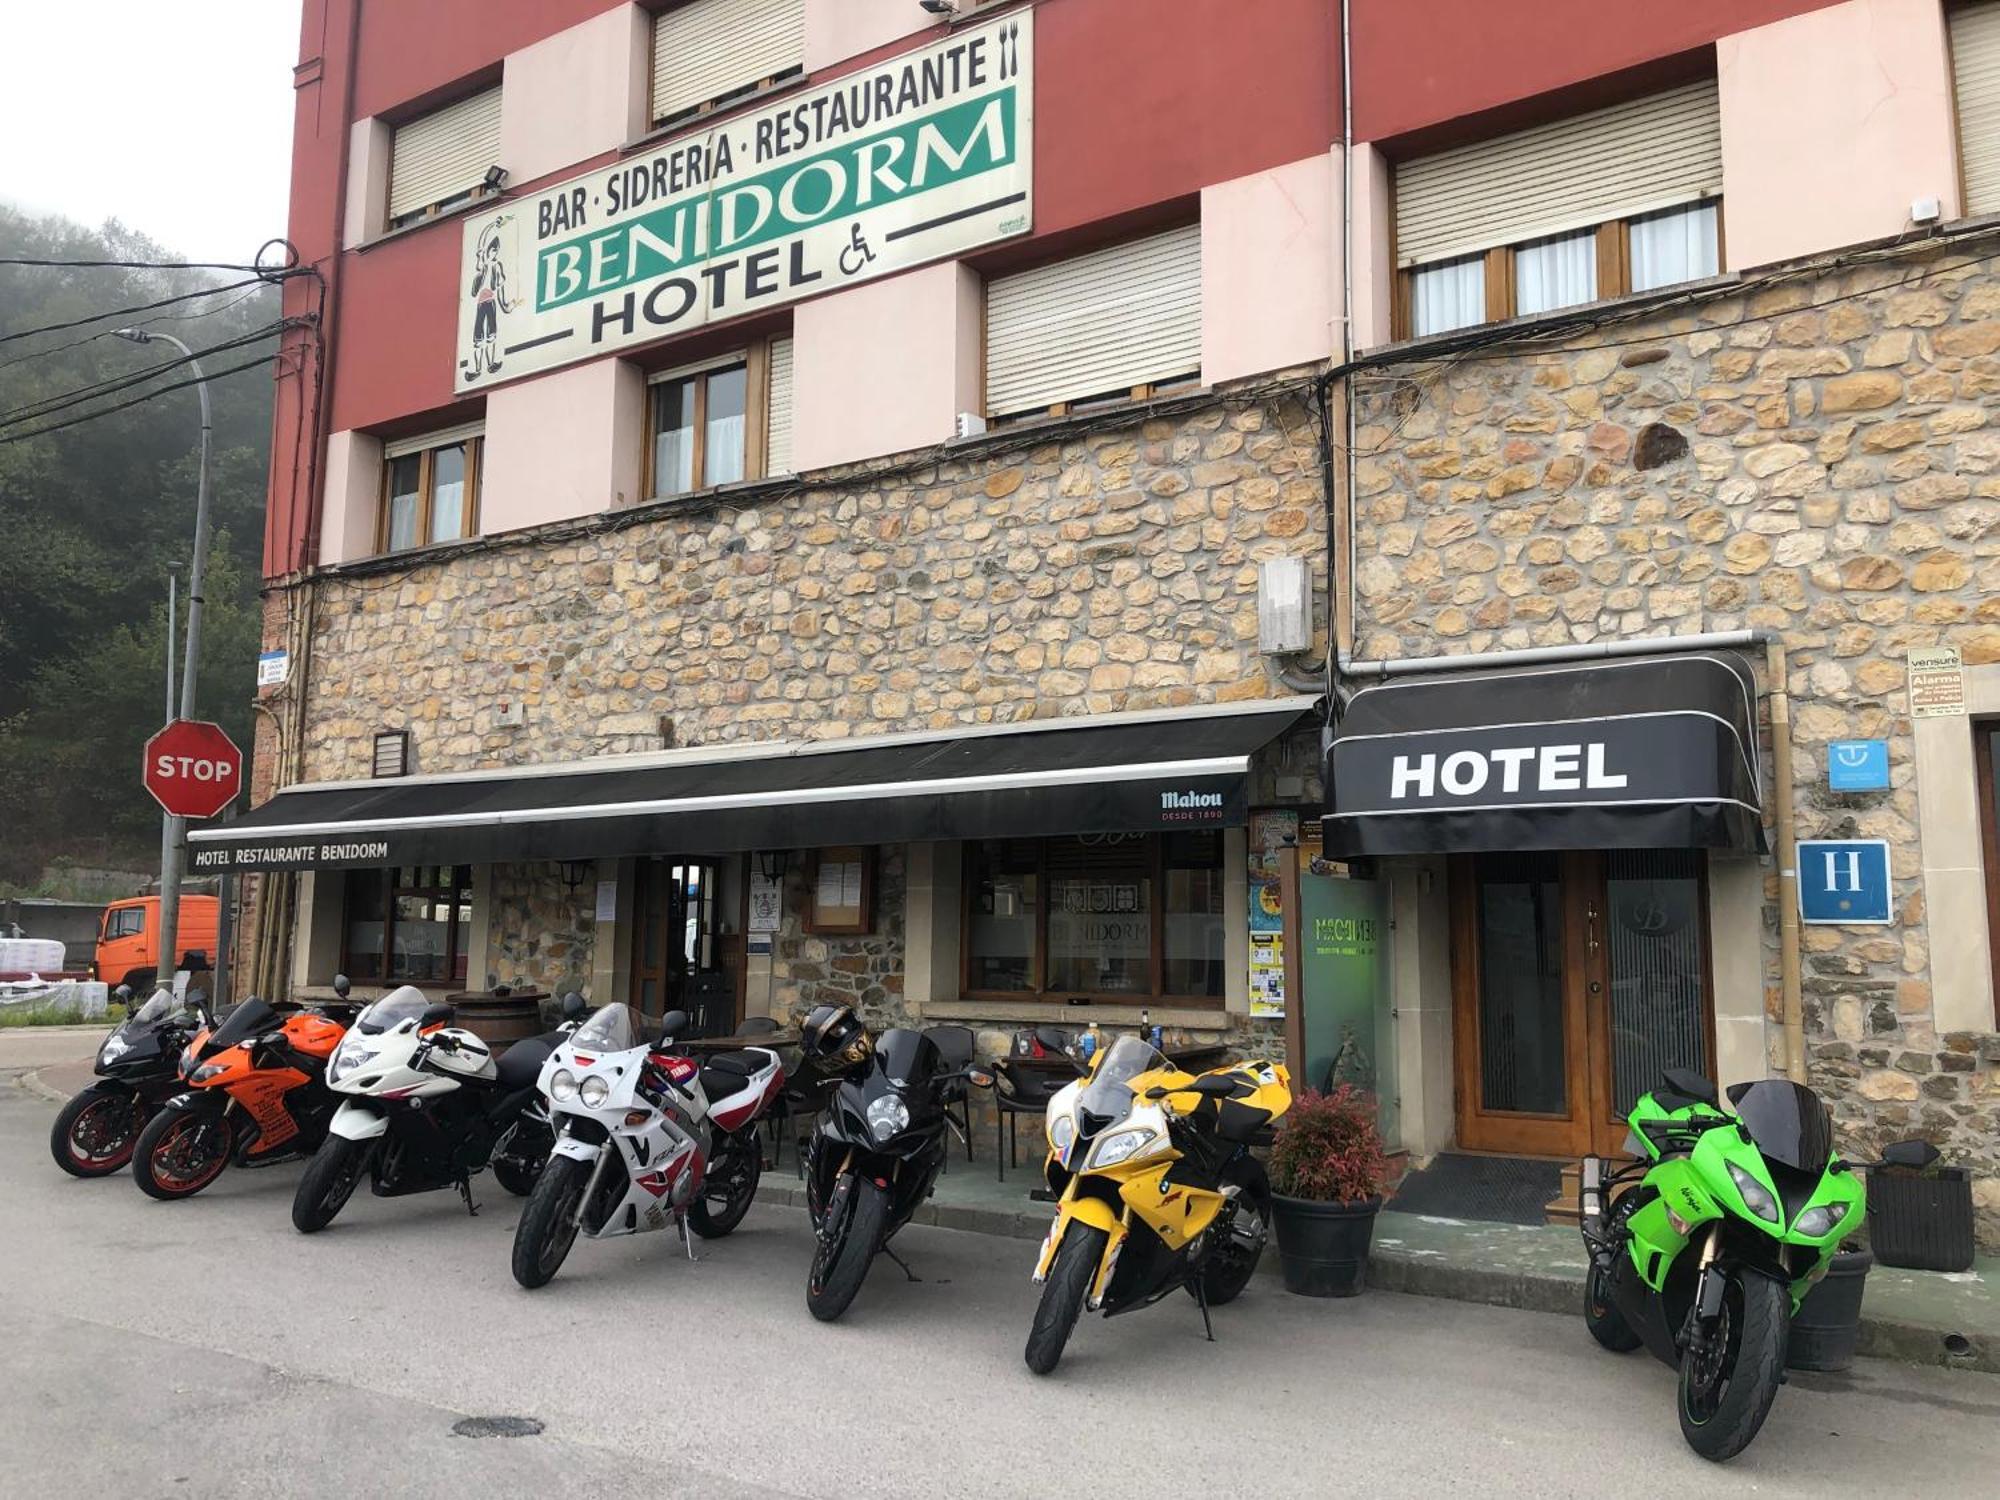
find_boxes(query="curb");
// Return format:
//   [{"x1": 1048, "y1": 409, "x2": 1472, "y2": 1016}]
[{"x1": 10, "y1": 1069, "x2": 70, "y2": 1106}]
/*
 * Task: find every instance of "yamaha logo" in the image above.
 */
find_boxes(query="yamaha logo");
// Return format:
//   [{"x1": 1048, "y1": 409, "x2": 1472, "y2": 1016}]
[{"x1": 1160, "y1": 789, "x2": 1224, "y2": 822}]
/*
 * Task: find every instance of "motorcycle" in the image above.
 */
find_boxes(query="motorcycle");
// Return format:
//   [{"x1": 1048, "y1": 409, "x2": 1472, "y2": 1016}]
[
  {"x1": 510, "y1": 1002, "x2": 783, "y2": 1289},
  {"x1": 1025, "y1": 1035, "x2": 1292, "y2": 1374},
  {"x1": 290, "y1": 984, "x2": 583, "y2": 1233},
  {"x1": 1578, "y1": 1068, "x2": 1921, "y2": 1461},
  {"x1": 800, "y1": 1005, "x2": 993, "y2": 1322},
  {"x1": 130, "y1": 990, "x2": 354, "y2": 1200},
  {"x1": 48, "y1": 985, "x2": 203, "y2": 1177}
]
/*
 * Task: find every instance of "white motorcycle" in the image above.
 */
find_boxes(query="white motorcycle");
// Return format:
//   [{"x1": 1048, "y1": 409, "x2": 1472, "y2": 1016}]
[
  {"x1": 291, "y1": 984, "x2": 577, "y2": 1233},
  {"x1": 510, "y1": 1002, "x2": 783, "y2": 1288}
]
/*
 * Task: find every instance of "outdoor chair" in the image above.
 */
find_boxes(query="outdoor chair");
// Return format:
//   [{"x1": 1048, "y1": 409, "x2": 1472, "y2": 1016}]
[{"x1": 992, "y1": 1027, "x2": 1079, "y2": 1183}]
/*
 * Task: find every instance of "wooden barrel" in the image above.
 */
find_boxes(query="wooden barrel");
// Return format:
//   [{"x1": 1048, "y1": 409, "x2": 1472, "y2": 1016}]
[{"x1": 446, "y1": 988, "x2": 549, "y2": 1054}]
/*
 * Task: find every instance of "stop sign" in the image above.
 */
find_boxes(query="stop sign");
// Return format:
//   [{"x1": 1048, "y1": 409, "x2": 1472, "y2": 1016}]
[{"x1": 143, "y1": 719, "x2": 244, "y2": 820}]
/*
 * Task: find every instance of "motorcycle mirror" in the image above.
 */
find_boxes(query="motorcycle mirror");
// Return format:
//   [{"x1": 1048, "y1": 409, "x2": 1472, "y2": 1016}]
[
  {"x1": 561, "y1": 991, "x2": 586, "y2": 1020},
  {"x1": 332, "y1": 973, "x2": 351, "y2": 999},
  {"x1": 419, "y1": 1002, "x2": 455, "y2": 1028},
  {"x1": 1878, "y1": 1138, "x2": 1940, "y2": 1170},
  {"x1": 658, "y1": 1008, "x2": 691, "y2": 1046},
  {"x1": 114, "y1": 984, "x2": 133, "y2": 1002}
]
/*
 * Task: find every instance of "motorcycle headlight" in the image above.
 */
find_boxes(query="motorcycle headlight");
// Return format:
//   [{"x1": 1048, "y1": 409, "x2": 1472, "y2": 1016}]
[
  {"x1": 329, "y1": 1043, "x2": 377, "y2": 1083},
  {"x1": 188, "y1": 1063, "x2": 225, "y2": 1085},
  {"x1": 1727, "y1": 1160, "x2": 1781, "y2": 1224},
  {"x1": 866, "y1": 1095, "x2": 910, "y2": 1142},
  {"x1": 578, "y1": 1074, "x2": 611, "y2": 1109},
  {"x1": 179, "y1": 1044, "x2": 198, "y2": 1076},
  {"x1": 1049, "y1": 1113, "x2": 1076, "y2": 1166},
  {"x1": 550, "y1": 1069, "x2": 579, "y2": 1103},
  {"x1": 1794, "y1": 1201, "x2": 1850, "y2": 1239},
  {"x1": 99, "y1": 1033, "x2": 131, "y2": 1066},
  {"x1": 1090, "y1": 1128, "x2": 1158, "y2": 1169}
]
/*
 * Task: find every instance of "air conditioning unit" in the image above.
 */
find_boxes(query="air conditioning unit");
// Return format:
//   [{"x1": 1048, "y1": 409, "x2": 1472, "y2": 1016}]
[{"x1": 955, "y1": 411, "x2": 988, "y2": 439}]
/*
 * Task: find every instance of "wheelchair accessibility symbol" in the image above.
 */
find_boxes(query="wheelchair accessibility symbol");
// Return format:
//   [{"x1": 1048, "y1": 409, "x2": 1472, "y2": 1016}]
[{"x1": 838, "y1": 224, "x2": 877, "y2": 277}]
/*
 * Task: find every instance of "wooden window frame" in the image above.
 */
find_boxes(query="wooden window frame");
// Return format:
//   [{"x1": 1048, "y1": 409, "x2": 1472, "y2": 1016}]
[
  {"x1": 1393, "y1": 197, "x2": 1723, "y2": 341},
  {"x1": 340, "y1": 865, "x2": 473, "y2": 988},
  {"x1": 958, "y1": 834, "x2": 1228, "y2": 1009},
  {"x1": 376, "y1": 435, "x2": 482, "y2": 555},
  {"x1": 804, "y1": 846, "x2": 876, "y2": 935},
  {"x1": 641, "y1": 343, "x2": 771, "y2": 502}
]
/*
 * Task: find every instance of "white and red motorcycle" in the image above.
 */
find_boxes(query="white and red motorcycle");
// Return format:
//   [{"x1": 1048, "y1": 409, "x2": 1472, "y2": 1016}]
[{"x1": 510, "y1": 1002, "x2": 783, "y2": 1288}]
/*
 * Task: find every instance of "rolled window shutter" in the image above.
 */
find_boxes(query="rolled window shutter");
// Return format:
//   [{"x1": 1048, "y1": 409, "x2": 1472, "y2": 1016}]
[
  {"x1": 1395, "y1": 82, "x2": 1721, "y2": 267},
  {"x1": 388, "y1": 87, "x2": 502, "y2": 222},
  {"x1": 985, "y1": 226, "x2": 1202, "y2": 419},
  {"x1": 652, "y1": 0, "x2": 805, "y2": 123},
  {"x1": 766, "y1": 335, "x2": 794, "y2": 475},
  {"x1": 1953, "y1": 2, "x2": 2000, "y2": 216}
]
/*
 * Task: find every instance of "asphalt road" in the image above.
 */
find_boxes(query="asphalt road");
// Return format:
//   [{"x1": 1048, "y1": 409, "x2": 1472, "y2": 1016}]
[{"x1": 3, "y1": 1066, "x2": 1996, "y2": 1499}]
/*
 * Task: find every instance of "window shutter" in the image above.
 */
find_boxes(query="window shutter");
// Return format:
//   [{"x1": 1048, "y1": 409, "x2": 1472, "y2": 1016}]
[
  {"x1": 388, "y1": 87, "x2": 502, "y2": 223},
  {"x1": 1953, "y1": 2, "x2": 2000, "y2": 215},
  {"x1": 985, "y1": 226, "x2": 1203, "y2": 419},
  {"x1": 652, "y1": 0, "x2": 805, "y2": 123},
  {"x1": 765, "y1": 335, "x2": 794, "y2": 475},
  {"x1": 1395, "y1": 82, "x2": 1721, "y2": 267}
]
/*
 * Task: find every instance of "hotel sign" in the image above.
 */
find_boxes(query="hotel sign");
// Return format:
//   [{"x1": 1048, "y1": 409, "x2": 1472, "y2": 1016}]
[{"x1": 454, "y1": 11, "x2": 1033, "y2": 392}]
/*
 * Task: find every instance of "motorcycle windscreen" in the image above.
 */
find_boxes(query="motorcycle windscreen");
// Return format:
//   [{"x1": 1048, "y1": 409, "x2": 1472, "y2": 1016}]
[
  {"x1": 203, "y1": 997, "x2": 278, "y2": 1054},
  {"x1": 1077, "y1": 1036, "x2": 1169, "y2": 1123},
  {"x1": 354, "y1": 986, "x2": 434, "y2": 1034},
  {"x1": 873, "y1": 1028, "x2": 941, "y2": 1086},
  {"x1": 128, "y1": 989, "x2": 191, "y2": 1028},
  {"x1": 1726, "y1": 1079, "x2": 1833, "y2": 1171},
  {"x1": 573, "y1": 1003, "x2": 639, "y2": 1051}
]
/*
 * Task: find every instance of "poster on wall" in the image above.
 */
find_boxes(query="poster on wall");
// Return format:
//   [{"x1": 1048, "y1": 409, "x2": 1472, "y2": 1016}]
[
  {"x1": 453, "y1": 10, "x2": 1034, "y2": 392},
  {"x1": 1247, "y1": 809, "x2": 1300, "y2": 934},
  {"x1": 748, "y1": 871, "x2": 782, "y2": 935},
  {"x1": 1249, "y1": 933, "x2": 1285, "y2": 1020}
]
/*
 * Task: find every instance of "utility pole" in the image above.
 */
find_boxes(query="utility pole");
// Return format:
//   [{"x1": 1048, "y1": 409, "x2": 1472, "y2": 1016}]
[
  {"x1": 118, "y1": 330, "x2": 212, "y2": 993},
  {"x1": 157, "y1": 564, "x2": 181, "y2": 944}
]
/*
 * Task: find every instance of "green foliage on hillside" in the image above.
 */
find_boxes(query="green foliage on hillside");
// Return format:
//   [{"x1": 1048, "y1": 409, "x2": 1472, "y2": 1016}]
[{"x1": 0, "y1": 207, "x2": 282, "y2": 885}]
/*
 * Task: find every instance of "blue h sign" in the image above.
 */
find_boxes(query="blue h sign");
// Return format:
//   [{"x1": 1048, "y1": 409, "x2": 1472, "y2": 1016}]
[
  {"x1": 1797, "y1": 839, "x2": 1892, "y2": 925},
  {"x1": 1827, "y1": 740, "x2": 1890, "y2": 792}
]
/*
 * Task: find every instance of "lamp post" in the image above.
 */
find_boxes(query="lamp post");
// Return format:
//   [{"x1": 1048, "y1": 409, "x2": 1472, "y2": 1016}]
[{"x1": 117, "y1": 328, "x2": 213, "y2": 992}]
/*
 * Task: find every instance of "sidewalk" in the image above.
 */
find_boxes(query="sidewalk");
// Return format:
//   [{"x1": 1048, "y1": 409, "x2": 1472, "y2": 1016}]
[{"x1": 758, "y1": 1146, "x2": 2000, "y2": 1375}]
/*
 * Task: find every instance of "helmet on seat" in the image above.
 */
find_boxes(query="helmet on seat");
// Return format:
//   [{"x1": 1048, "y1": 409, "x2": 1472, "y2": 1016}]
[{"x1": 802, "y1": 1004, "x2": 870, "y2": 1067}]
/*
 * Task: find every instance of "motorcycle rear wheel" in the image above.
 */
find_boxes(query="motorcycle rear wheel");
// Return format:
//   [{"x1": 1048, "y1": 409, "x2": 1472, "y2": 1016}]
[
  {"x1": 132, "y1": 1105, "x2": 234, "y2": 1200},
  {"x1": 1198, "y1": 1190, "x2": 1270, "y2": 1307},
  {"x1": 292, "y1": 1134, "x2": 371, "y2": 1233},
  {"x1": 50, "y1": 1083, "x2": 144, "y2": 1177},
  {"x1": 806, "y1": 1175, "x2": 888, "y2": 1322},
  {"x1": 1026, "y1": 1222, "x2": 1107, "y2": 1375},
  {"x1": 1677, "y1": 1271, "x2": 1787, "y2": 1462},
  {"x1": 690, "y1": 1130, "x2": 762, "y2": 1239},
  {"x1": 512, "y1": 1154, "x2": 589, "y2": 1289}
]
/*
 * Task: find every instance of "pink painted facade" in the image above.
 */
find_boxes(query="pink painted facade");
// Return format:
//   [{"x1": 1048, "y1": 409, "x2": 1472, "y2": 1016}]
[{"x1": 1199, "y1": 153, "x2": 1337, "y2": 386}]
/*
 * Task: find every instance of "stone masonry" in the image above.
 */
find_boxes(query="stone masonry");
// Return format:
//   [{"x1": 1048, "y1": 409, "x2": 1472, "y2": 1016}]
[{"x1": 1349, "y1": 235, "x2": 2000, "y2": 1244}]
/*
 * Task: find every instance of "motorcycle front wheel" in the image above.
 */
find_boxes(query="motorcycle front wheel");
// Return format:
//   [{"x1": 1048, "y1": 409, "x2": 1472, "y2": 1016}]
[
  {"x1": 806, "y1": 1174, "x2": 888, "y2": 1322},
  {"x1": 132, "y1": 1104, "x2": 235, "y2": 1200},
  {"x1": 690, "y1": 1129, "x2": 763, "y2": 1239},
  {"x1": 50, "y1": 1082, "x2": 145, "y2": 1177},
  {"x1": 512, "y1": 1154, "x2": 590, "y2": 1289},
  {"x1": 292, "y1": 1134, "x2": 372, "y2": 1233},
  {"x1": 1677, "y1": 1270, "x2": 1788, "y2": 1462},
  {"x1": 1025, "y1": 1222, "x2": 1108, "y2": 1375}
]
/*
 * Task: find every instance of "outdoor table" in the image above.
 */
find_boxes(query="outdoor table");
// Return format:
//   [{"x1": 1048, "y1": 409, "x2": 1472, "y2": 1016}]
[{"x1": 673, "y1": 1030, "x2": 802, "y2": 1052}]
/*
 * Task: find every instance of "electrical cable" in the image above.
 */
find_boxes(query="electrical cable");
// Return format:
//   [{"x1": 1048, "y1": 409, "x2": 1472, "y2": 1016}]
[
  {"x1": 0, "y1": 257, "x2": 281, "y2": 273},
  {"x1": 0, "y1": 284, "x2": 277, "y2": 376},
  {"x1": 0, "y1": 274, "x2": 275, "y2": 346},
  {"x1": 0, "y1": 353, "x2": 282, "y2": 446},
  {"x1": 0, "y1": 321, "x2": 297, "y2": 431}
]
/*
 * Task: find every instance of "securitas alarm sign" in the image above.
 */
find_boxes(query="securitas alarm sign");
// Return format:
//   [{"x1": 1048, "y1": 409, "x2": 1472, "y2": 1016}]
[{"x1": 454, "y1": 11, "x2": 1032, "y2": 392}]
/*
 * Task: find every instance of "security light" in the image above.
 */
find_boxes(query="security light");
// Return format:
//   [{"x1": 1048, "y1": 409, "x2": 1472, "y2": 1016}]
[
  {"x1": 919, "y1": 1, "x2": 959, "y2": 14},
  {"x1": 482, "y1": 164, "x2": 509, "y2": 192}
]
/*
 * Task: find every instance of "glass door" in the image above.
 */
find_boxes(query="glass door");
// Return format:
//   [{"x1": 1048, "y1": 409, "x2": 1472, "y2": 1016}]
[
  {"x1": 1593, "y1": 849, "x2": 1714, "y2": 1139},
  {"x1": 631, "y1": 859, "x2": 727, "y2": 1034}
]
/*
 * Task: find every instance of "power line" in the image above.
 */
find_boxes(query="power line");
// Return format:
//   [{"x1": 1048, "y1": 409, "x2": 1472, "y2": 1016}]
[
  {"x1": 0, "y1": 353, "x2": 281, "y2": 446},
  {"x1": 0, "y1": 257, "x2": 281, "y2": 273},
  {"x1": 0, "y1": 274, "x2": 276, "y2": 346},
  {"x1": 0, "y1": 282, "x2": 277, "y2": 376},
  {"x1": 0, "y1": 322, "x2": 296, "y2": 432}
]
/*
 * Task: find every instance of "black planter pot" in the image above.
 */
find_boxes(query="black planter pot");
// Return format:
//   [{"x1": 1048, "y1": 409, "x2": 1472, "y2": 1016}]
[
  {"x1": 1786, "y1": 1248, "x2": 1873, "y2": 1373},
  {"x1": 1272, "y1": 1193, "x2": 1381, "y2": 1297}
]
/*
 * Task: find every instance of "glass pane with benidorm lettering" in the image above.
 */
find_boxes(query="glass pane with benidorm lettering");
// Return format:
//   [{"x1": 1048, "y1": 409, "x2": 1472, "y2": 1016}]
[
  {"x1": 1046, "y1": 837, "x2": 1151, "y2": 996},
  {"x1": 967, "y1": 840, "x2": 1036, "y2": 992}
]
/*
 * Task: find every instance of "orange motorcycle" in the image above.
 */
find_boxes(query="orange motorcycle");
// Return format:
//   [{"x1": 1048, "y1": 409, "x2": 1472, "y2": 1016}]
[{"x1": 131, "y1": 996, "x2": 351, "y2": 1200}]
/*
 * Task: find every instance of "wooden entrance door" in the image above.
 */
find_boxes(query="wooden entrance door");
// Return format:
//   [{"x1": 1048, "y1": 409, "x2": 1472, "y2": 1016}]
[
  {"x1": 1450, "y1": 850, "x2": 1715, "y2": 1158},
  {"x1": 630, "y1": 859, "x2": 729, "y2": 1034}
]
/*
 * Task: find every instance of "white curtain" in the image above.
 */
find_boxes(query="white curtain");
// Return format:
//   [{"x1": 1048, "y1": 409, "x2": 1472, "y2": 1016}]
[
  {"x1": 1630, "y1": 201, "x2": 1719, "y2": 293},
  {"x1": 1515, "y1": 229, "x2": 1597, "y2": 317},
  {"x1": 1411, "y1": 255, "x2": 1485, "y2": 337}
]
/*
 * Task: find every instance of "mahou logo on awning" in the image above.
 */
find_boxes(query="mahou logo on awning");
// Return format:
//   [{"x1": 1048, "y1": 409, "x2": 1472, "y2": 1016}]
[{"x1": 1161, "y1": 789, "x2": 1224, "y2": 821}]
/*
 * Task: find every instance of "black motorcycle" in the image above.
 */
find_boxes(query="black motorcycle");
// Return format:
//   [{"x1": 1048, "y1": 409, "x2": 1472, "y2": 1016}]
[
  {"x1": 802, "y1": 1005, "x2": 989, "y2": 1321},
  {"x1": 48, "y1": 985, "x2": 206, "y2": 1177}
]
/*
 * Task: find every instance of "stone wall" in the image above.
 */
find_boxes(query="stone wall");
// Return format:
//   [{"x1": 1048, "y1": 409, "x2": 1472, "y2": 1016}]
[
  {"x1": 768, "y1": 846, "x2": 909, "y2": 1030},
  {"x1": 1349, "y1": 235, "x2": 2000, "y2": 1243},
  {"x1": 295, "y1": 391, "x2": 1326, "y2": 781},
  {"x1": 486, "y1": 862, "x2": 596, "y2": 997}
]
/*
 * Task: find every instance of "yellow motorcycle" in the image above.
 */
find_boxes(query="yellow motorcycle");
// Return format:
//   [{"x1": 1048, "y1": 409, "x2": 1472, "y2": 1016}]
[{"x1": 1024, "y1": 1036, "x2": 1292, "y2": 1373}]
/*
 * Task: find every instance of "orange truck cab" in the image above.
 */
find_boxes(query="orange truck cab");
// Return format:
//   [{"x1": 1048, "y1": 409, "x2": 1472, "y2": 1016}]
[{"x1": 94, "y1": 895, "x2": 220, "y2": 992}]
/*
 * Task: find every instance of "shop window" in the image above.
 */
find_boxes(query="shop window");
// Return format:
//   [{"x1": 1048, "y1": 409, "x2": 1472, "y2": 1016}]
[
  {"x1": 650, "y1": 0, "x2": 805, "y2": 128},
  {"x1": 1394, "y1": 81, "x2": 1722, "y2": 339},
  {"x1": 962, "y1": 833, "x2": 1225, "y2": 1005},
  {"x1": 343, "y1": 866, "x2": 473, "y2": 985},
  {"x1": 984, "y1": 226, "x2": 1203, "y2": 422},
  {"x1": 1952, "y1": 2, "x2": 2000, "y2": 217},
  {"x1": 387, "y1": 86, "x2": 502, "y2": 230},
  {"x1": 645, "y1": 338, "x2": 788, "y2": 499},
  {"x1": 378, "y1": 426, "x2": 482, "y2": 554}
]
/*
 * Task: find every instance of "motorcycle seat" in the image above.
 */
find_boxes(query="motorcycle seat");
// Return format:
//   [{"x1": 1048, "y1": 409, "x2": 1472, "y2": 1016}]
[
  {"x1": 495, "y1": 1039, "x2": 552, "y2": 1090},
  {"x1": 699, "y1": 1050, "x2": 763, "y2": 1075}
]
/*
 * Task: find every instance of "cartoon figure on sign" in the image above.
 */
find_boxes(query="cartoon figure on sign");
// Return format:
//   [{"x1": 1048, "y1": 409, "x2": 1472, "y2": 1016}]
[{"x1": 461, "y1": 217, "x2": 515, "y2": 383}]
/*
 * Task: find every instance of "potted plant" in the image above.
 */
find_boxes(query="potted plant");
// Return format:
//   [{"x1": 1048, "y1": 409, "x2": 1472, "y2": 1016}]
[{"x1": 1267, "y1": 1085, "x2": 1389, "y2": 1298}]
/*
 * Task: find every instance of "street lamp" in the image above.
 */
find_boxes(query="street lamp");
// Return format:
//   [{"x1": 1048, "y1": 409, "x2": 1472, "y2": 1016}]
[{"x1": 116, "y1": 327, "x2": 214, "y2": 995}]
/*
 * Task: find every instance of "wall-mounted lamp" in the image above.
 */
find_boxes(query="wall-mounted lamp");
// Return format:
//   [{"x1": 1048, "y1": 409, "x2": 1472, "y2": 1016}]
[
  {"x1": 559, "y1": 859, "x2": 592, "y2": 894},
  {"x1": 756, "y1": 849, "x2": 791, "y2": 882},
  {"x1": 919, "y1": 0, "x2": 959, "y2": 14},
  {"x1": 482, "y1": 164, "x2": 509, "y2": 193}
]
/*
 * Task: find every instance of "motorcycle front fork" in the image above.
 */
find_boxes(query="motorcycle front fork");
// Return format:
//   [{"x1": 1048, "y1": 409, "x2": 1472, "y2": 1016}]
[{"x1": 1681, "y1": 1224, "x2": 1726, "y2": 1356}]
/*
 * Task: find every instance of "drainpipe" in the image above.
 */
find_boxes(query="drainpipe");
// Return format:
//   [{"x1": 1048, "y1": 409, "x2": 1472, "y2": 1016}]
[{"x1": 1335, "y1": 628, "x2": 1807, "y2": 1084}]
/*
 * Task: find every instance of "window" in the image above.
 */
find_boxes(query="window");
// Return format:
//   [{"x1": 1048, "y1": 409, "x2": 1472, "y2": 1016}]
[
  {"x1": 1952, "y1": 2, "x2": 2000, "y2": 217},
  {"x1": 985, "y1": 226, "x2": 1202, "y2": 421},
  {"x1": 378, "y1": 426, "x2": 482, "y2": 554},
  {"x1": 963, "y1": 833, "x2": 1227, "y2": 1004},
  {"x1": 343, "y1": 866, "x2": 472, "y2": 985},
  {"x1": 651, "y1": 0, "x2": 805, "y2": 127},
  {"x1": 105, "y1": 907, "x2": 144, "y2": 940},
  {"x1": 645, "y1": 337, "x2": 790, "y2": 499},
  {"x1": 1394, "y1": 82, "x2": 1722, "y2": 338},
  {"x1": 387, "y1": 86, "x2": 502, "y2": 230}
]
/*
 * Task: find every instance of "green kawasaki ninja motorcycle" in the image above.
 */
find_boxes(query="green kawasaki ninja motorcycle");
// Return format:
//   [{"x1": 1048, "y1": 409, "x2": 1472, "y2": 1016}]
[{"x1": 1578, "y1": 1069, "x2": 1924, "y2": 1462}]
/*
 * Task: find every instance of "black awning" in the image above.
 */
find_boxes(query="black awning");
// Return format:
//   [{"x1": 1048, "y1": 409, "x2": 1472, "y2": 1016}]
[
  {"x1": 189, "y1": 703, "x2": 1314, "y2": 871},
  {"x1": 1322, "y1": 653, "x2": 1763, "y2": 857}
]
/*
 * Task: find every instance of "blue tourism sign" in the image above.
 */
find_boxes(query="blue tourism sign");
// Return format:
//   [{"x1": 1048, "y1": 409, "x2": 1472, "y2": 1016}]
[
  {"x1": 1827, "y1": 740, "x2": 1890, "y2": 792},
  {"x1": 1797, "y1": 839, "x2": 1893, "y2": 925}
]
